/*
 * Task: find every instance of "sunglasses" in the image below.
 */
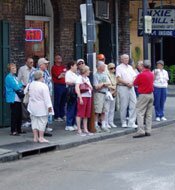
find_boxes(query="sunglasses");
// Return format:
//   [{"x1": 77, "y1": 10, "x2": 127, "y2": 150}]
[
  {"x1": 77, "y1": 62, "x2": 84, "y2": 65},
  {"x1": 109, "y1": 67, "x2": 115, "y2": 70}
]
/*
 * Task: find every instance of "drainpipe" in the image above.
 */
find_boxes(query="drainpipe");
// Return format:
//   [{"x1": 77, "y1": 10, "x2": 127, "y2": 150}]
[
  {"x1": 115, "y1": 0, "x2": 119, "y2": 65},
  {"x1": 142, "y1": 0, "x2": 149, "y2": 59}
]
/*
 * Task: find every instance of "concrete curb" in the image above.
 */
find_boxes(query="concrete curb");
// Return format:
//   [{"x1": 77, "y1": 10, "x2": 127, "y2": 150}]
[{"x1": 1, "y1": 119, "x2": 175, "y2": 163}]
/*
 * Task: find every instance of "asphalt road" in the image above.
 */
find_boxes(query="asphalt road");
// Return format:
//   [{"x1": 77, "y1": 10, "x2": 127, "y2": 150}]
[{"x1": 1, "y1": 125, "x2": 175, "y2": 190}]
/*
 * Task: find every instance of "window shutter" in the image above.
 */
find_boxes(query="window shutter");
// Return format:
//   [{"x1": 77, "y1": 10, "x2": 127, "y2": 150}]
[{"x1": 0, "y1": 20, "x2": 11, "y2": 127}]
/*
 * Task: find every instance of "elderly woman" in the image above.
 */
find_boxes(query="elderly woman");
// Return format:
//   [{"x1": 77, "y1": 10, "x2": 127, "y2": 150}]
[
  {"x1": 75, "y1": 66, "x2": 93, "y2": 136},
  {"x1": 153, "y1": 60, "x2": 169, "y2": 121},
  {"x1": 105, "y1": 63, "x2": 117, "y2": 128},
  {"x1": 65, "y1": 61, "x2": 78, "y2": 131},
  {"x1": 27, "y1": 70, "x2": 54, "y2": 143},
  {"x1": 5, "y1": 63, "x2": 24, "y2": 135}
]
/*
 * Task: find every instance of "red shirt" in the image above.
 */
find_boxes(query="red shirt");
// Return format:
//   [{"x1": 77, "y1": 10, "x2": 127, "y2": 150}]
[
  {"x1": 51, "y1": 64, "x2": 66, "y2": 84},
  {"x1": 134, "y1": 69, "x2": 154, "y2": 94}
]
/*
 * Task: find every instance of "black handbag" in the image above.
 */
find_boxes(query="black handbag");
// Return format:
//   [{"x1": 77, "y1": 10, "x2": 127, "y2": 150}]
[
  {"x1": 66, "y1": 85, "x2": 77, "y2": 103},
  {"x1": 15, "y1": 89, "x2": 25, "y2": 99}
]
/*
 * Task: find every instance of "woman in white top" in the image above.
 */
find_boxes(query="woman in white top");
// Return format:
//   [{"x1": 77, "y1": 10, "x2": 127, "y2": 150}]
[
  {"x1": 75, "y1": 66, "x2": 93, "y2": 136},
  {"x1": 153, "y1": 60, "x2": 169, "y2": 121},
  {"x1": 65, "y1": 61, "x2": 78, "y2": 131},
  {"x1": 27, "y1": 70, "x2": 54, "y2": 143}
]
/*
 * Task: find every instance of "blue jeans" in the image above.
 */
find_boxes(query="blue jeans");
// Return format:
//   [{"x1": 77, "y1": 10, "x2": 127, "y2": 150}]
[
  {"x1": 154, "y1": 87, "x2": 167, "y2": 118},
  {"x1": 53, "y1": 84, "x2": 67, "y2": 119},
  {"x1": 66, "y1": 97, "x2": 77, "y2": 126}
]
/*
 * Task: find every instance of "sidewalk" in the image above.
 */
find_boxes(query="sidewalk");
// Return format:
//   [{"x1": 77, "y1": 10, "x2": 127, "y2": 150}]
[{"x1": 0, "y1": 89, "x2": 175, "y2": 162}]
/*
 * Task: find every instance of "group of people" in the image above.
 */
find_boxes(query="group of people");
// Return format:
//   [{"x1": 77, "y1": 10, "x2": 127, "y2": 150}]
[{"x1": 4, "y1": 53, "x2": 169, "y2": 142}]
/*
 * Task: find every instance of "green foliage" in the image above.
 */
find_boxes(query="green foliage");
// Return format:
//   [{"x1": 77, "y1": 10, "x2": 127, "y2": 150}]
[
  {"x1": 164, "y1": 65, "x2": 175, "y2": 84},
  {"x1": 169, "y1": 65, "x2": 175, "y2": 84},
  {"x1": 132, "y1": 46, "x2": 141, "y2": 64}
]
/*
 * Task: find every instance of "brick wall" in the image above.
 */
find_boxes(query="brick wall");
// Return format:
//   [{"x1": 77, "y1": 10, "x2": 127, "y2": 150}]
[
  {"x1": 51, "y1": 0, "x2": 83, "y2": 62},
  {"x1": 0, "y1": 0, "x2": 131, "y2": 65},
  {"x1": 118, "y1": 0, "x2": 130, "y2": 57},
  {"x1": 0, "y1": 0, "x2": 25, "y2": 67}
]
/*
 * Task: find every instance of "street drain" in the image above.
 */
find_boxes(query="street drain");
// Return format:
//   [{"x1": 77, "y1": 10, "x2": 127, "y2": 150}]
[{"x1": 21, "y1": 146, "x2": 57, "y2": 157}]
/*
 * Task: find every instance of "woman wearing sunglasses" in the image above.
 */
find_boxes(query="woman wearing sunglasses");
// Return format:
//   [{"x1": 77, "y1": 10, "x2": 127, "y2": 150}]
[{"x1": 105, "y1": 63, "x2": 118, "y2": 128}]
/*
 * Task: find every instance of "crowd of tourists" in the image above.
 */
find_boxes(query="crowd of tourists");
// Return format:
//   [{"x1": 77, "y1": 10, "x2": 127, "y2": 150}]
[{"x1": 4, "y1": 53, "x2": 169, "y2": 142}]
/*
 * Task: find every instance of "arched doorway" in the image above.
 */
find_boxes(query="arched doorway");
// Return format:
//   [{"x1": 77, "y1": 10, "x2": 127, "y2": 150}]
[{"x1": 25, "y1": 0, "x2": 54, "y2": 66}]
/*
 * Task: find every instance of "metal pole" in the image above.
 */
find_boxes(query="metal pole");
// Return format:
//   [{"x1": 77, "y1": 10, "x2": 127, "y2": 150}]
[
  {"x1": 160, "y1": 0, "x2": 163, "y2": 60},
  {"x1": 142, "y1": 0, "x2": 149, "y2": 59},
  {"x1": 86, "y1": 0, "x2": 94, "y2": 83},
  {"x1": 86, "y1": 0, "x2": 96, "y2": 132}
]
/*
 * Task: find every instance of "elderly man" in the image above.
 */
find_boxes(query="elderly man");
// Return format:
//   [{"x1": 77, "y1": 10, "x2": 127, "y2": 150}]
[
  {"x1": 116, "y1": 54, "x2": 137, "y2": 128},
  {"x1": 133, "y1": 60, "x2": 154, "y2": 138},
  {"x1": 18, "y1": 57, "x2": 35, "y2": 87},
  {"x1": 18, "y1": 57, "x2": 35, "y2": 128},
  {"x1": 29, "y1": 58, "x2": 52, "y2": 95},
  {"x1": 93, "y1": 61, "x2": 111, "y2": 132},
  {"x1": 51, "y1": 55, "x2": 67, "y2": 122}
]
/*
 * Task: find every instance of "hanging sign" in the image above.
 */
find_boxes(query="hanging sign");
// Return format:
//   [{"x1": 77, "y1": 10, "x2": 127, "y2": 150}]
[
  {"x1": 25, "y1": 29, "x2": 43, "y2": 42},
  {"x1": 138, "y1": 9, "x2": 175, "y2": 36}
]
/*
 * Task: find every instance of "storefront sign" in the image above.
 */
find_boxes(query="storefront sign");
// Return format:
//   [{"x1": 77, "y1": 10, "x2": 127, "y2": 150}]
[
  {"x1": 138, "y1": 9, "x2": 175, "y2": 36},
  {"x1": 25, "y1": 29, "x2": 43, "y2": 42}
]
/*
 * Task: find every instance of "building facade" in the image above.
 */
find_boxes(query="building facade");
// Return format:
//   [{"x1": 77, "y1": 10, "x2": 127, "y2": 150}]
[
  {"x1": 0, "y1": 0, "x2": 130, "y2": 127},
  {"x1": 130, "y1": 0, "x2": 175, "y2": 68}
]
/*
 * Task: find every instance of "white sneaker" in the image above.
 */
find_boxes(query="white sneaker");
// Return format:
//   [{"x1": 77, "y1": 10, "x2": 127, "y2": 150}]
[
  {"x1": 106, "y1": 124, "x2": 111, "y2": 129},
  {"x1": 65, "y1": 126, "x2": 75, "y2": 131},
  {"x1": 161, "y1": 117, "x2": 167, "y2": 121},
  {"x1": 46, "y1": 127, "x2": 53, "y2": 132},
  {"x1": 109, "y1": 123, "x2": 117, "y2": 128},
  {"x1": 73, "y1": 125, "x2": 78, "y2": 130},
  {"x1": 122, "y1": 123, "x2": 128, "y2": 128},
  {"x1": 101, "y1": 126, "x2": 110, "y2": 132},
  {"x1": 95, "y1": 125, "x2": 102, "y2": 133},
  {"x1": 55, "y1": 117, "x2": 65, "y2": 122},
  {"x1": 22, "y1": 122, "x2": 31, "y2": 128},
  {"x1": 156, "y1": 117, "x2": 160, "y2": 122},
  {"x1": 128, "y1": 124, "x2": 138, "y2": 129}
]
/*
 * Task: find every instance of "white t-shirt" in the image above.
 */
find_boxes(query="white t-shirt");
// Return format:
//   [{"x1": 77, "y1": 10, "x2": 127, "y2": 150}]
[
  {"x1": 116, "y1": 63, "x2": 136, "y2": 83},
  {"x1": 76, "y1": 75, "x2": 92, "y2": 97},
  {"x1": 65, "y1": 70, "x2": 78, "y2": 84}
]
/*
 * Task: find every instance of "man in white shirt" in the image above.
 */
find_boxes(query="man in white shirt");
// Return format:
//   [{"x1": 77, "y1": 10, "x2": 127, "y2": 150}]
[
  {"x1": 116, "y1": 54, "x2": 137, "y2": 128},
  {"x1": 18, "y1": 57, "x2": 35, "y2": 87},
  {"x1": 18, "y1": 57, "x2": 35, "y2": 128}
]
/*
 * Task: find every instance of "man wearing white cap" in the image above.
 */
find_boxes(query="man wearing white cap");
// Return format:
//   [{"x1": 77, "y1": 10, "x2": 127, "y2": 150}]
[{"x1": 29, "y1": 58, "x2": 52, "y2": 95}]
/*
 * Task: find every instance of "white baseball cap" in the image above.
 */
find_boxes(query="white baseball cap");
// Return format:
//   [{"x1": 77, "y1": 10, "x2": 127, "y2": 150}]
[
  {"x1": 38, "y1": 58, "x2": 49, "y2": 66},
  {"x1": 77, "y1": 59, "x2": 85, "y2": 64}
]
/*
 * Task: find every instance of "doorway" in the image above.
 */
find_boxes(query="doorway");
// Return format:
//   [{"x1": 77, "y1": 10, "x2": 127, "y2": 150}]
[
  {"x1": 155, "y1": 37, "x2": 175, "y2": 66},
  {"x1": 25, "y1": 0, "x2": 53, "y2": 65}
]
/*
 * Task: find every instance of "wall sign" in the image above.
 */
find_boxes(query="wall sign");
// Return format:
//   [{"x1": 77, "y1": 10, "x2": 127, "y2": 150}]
[
  {"x1": 25, "y1": 29, "x2": 43, "y2": 42},
  {"x1": 138, "y1": 9, "x2": 175, "y2": 37}
]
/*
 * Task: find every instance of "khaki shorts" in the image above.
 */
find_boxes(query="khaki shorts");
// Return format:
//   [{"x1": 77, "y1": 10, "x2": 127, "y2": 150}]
[{"x1": 94, "y1": 92, "x2": 107, "y2": 114}]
